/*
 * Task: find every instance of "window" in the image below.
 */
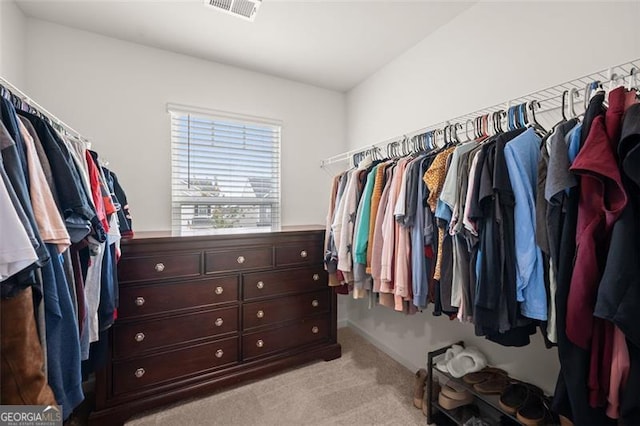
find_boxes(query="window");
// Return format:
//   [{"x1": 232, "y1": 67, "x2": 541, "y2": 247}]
[{"x1": 169, "y1": 106, "x2": 281, "y2": 232}]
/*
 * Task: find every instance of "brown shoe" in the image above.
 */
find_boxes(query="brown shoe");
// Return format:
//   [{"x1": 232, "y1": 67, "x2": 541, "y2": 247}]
[
  {"x1": 413, "y1": 368, "x2": 428, "y2": 409},
  {"x1": 441, "y1": 384, "x2": 473, "y2": 401},
  {"x1": 463, "y1": 367, "x2": 508, "y2": 384},
  {"x1": 422, "y1": 378, "x2": 441, "y2": 417},
  {"x1": 438, "y1": 390, "x2": 474, "y2": 410},
  {"x1": 473, "y1": 375, "x2": 510, "y2": 394}
]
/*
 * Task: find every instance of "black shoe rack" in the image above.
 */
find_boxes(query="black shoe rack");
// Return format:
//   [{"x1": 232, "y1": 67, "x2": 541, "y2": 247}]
[{"x1": 426, "y1": 342, "x2": 555, "y2": 426}]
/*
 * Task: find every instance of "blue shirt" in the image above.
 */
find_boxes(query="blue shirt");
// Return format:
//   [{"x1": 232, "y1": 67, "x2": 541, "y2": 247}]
[
  {"x1": 504, "y1": 128, "x2": 547, "y2": 321},
  {"x1": 411, "y1": 158, "x2": 429, "y2": 308},
  {"x1": 567, "y1": 122, "x2": 583, "y2": 164}
]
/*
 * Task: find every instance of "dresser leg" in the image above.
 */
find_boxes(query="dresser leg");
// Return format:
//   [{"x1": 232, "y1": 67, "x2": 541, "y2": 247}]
[{"x1": 322, "y1": 343, "x2": 342, "y2": 361}]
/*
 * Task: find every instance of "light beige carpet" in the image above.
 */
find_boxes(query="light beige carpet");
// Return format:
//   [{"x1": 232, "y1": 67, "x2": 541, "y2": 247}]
[{"x1": 126, "y1": 327, "x2": 426, "y2": 426}]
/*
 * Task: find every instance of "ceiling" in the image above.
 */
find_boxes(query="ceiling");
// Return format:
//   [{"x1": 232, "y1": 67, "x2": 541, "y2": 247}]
[{"x1": 16, "y1": 0, "x2": 474, "y2": 91}]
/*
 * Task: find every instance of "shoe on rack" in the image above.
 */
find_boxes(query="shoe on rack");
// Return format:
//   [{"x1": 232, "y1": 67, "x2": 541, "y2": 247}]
[
  {"x1": 516, "y1": 392, "x2": 549, "y2": 426},
  {"x1": 413, "y1": 368, "x2": 428, "y2": 409},
  {"x1": 463, "y1": 367, "x2": 508, "y2": 384},
  {"x1": 499, "y1": 382, "x2": 543, "y2": 415},
  {"x1": 473, "y1": 374, "x2": 511, "y2": 395},
  {"x1": 438, "y1": 388, "x2": 474, "y2": 410},
  {"x1": 422, "y1": 377, "x2": 441, "y2": 417},
  {"x1": 436, "y1": 344, "x2": 464, "y2": 373},
  {"x1": 441, "y1": 384, "x2": 473, "y2": 401},
  {"x1": 446, "y1": 347, "x2": 488, "y2": 378}
]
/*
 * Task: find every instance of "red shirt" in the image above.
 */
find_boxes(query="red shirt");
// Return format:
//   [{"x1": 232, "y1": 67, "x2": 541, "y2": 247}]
[
  {"x1": 568, "y1": 87, "x2": 629, "y2": 407},
  {"x1": 86, "y1": 151, "x2": 110, "y2": 234}
]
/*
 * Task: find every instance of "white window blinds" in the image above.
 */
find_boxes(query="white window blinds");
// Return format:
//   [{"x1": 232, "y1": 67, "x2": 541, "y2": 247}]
[{"x1": 170, "y1": 107, "x2": 281, "y2": 232}]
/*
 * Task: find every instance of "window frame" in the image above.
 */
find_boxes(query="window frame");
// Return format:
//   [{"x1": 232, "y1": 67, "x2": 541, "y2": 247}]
[{"x1": 167, "y1": 103, "x2": 282, "y2": 233}]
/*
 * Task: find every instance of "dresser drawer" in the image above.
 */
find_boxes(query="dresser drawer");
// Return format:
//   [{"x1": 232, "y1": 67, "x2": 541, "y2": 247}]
[
  {"x1": 118, "y1": 252, "x2": 201, "y2": 283},
  {"x1": 113, "y1": 338, "x2": 238, "y2": 395},
  {"x1": 242, "y1": 317, "x2": 329, "y2": 360},
  {"x1": 113, "y1": 307, "x2": 238, "y2": 359},
  {"x1": 205, "y1": 247, "x2": 272, "y2": 274},
  {"x1": 119, "y1": 276, "x2": 238, "y2": 319},
  {"x1": 243, "y1": 290, "x2": 329, "y2": 330},
  {"x1": 243, "y1": 267, "x2": 327, "y2": 300},
  {"x1": 275, "y1": 243, "x2": 323, "y2": 267}
]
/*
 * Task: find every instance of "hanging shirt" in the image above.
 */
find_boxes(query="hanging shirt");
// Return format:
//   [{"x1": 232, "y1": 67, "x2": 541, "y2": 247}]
[
  {"x1": 371, "y1": 165, "x2": 394, "y2": 293},
  {"x1": 353, "y1": 165, "x2": 379, "y2": 266},
  {"x1": 352, "y1": 165, "x2": 378, "y2": 296},
  {"x1": 393, "y1": 158, "x2": 415, "y2": 310},
  {"x1": 0, "y1": 172, "x2": 37, "y2": 281},
  {"x1": 366, "y1": 163, "x2": 388, "y2": 274},
  {"x1": 411, "y1": 156, "x2": 431, "y2": 308},
  {"x1": 18, "y1": 120, "x2": 71, "y2": 253},
  {"x1": 504, "y1": 128, "x2": 546, "y2": 320},
  {"x1": 380, "y1": 160, "x2": 406, "y2": 289}
]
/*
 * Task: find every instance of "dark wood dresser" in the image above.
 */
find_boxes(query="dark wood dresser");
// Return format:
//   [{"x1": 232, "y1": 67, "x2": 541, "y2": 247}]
[{"x1": 90, "y1": 226, "x2": 341, "y2": 425}]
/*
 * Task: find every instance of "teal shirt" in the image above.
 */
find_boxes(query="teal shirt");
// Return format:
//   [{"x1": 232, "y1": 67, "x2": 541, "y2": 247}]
[{"x1": 353, "y1": 165, "x2": 378, "y2": 265}]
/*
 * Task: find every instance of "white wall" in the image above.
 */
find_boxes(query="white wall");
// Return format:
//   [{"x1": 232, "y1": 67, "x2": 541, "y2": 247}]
[
  {"x1": 345, "y1": 1, "x2": 640, "y2": 394},
  {"x1": 0, "y1": 0, "x2": 26, "y2": 87},
  {"x1": 23, "y1": 19, "x2": 346, "y2": 232}
]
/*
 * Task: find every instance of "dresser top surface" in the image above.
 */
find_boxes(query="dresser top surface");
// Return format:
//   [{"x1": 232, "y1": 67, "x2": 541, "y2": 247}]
[{"x1": 125, "y1": 225, "x2": 325, "y2": 244}]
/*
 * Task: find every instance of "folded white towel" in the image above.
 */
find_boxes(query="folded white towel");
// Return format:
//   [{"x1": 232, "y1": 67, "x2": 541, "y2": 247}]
[
  {"x1": 446, "y1": 347, "x2": 487, "y2": 378},
  {"x1": 435, "y1": 344, "x2": 464, "y2": 373}
]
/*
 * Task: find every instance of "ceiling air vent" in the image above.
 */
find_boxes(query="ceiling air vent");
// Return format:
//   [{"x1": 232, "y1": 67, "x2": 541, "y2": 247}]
[{"x1": 205, "y1": 0, "x2": 262, "y2": 22}]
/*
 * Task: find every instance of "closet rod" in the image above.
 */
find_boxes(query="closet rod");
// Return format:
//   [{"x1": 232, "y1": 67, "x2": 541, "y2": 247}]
[
  {"x1": 320, "y1": 58, "x2": 640, "y2": 168},
  {"x1": 0, "y1": 75, "x2": 89, "y2": 144}
]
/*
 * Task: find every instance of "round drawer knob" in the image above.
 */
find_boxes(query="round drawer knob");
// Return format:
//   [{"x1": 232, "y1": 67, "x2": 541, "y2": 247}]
[
  {"x1": 154, "y1": 263, "x2": 165, "y2": 272},
  {"x1": 312, "y1": 326, "x2": 319, "y2": 334},
  {"x1": 300, "y1": 250, "x2": 308, "y2": 258},
  {"x1": 256, "y1": 310, "x2": 264, "y2": 319},
  {"x1": 134, "y1": 332, "x2": 145, "y2": 342},
  {"x1": 312, "y1": 274, "x2": 320, "y2": 281},
  {"x1": 215, "y1": 349, "x2": 224, "y2": 358},
  {"x1": 311, "y1": 300, "x2": 319, "y2": 308},
  {"x1": 237, "y1": 256, "x2": 245, "y2": 264},
  {"x1": 134, "y1": 368, "x2": 145, "y2": 378},
  {"x1": 256, "y1": 281, "x2": 265, "y2": 289},
  {"x1": 256, "y1": 339, "x2": 264, "y2": 348},
  {"x1": 135, "y1": 297, "x2": 145, "y2": 306},
  {"x1": 215, "y1": 318, "x2": 224, "y2": 327},
  {"x1": 215, "y1": 286, "x2": 224, "y2": 295}
]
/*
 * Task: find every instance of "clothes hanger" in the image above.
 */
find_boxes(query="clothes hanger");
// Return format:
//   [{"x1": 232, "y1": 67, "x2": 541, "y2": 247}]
[
  {"x1": 528, "y1": 100, "x2": 544, "y2": 130},
  {"x1": 434, "y1": 128, "x2": 444, "y2": 149},
  {"x1": 428, "y1": 131, "x2": 436, "y2": 150},
  {"x1": 515, "y1": 105, "x2": 523, "y2": 128},
  {"x1": 583, "y1": 80, "x2": 603, "y2": 110},
  {"x1": 519, "y1": 103, "x2": 528, "y2": 127},
  {"x1": 492, "y1": 111, "x2": 501, "y2": 134},
  {"x1": 627, "y1": 67, "x2": 638, "y2": 91},
  {"x1": 442, "y1": 124, "x2": 450, "y2": 147},
  {"x1": 561, "y1": 90, "x2": 569, "y2": 121},
  {"x1": 464, "y1": 119, "x2": 473, "y2": 142},
  {"x1": 509, "y1": 106, "x2": 518, "y2": 130},
  {"x1": 568, "y1": 88, "x2": 580, "y2": 118}
]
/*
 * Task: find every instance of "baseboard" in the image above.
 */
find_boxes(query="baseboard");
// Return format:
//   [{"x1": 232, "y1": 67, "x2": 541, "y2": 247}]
[
  {"x1": 337, "y1": 318, "x2": 348, "y2": 329},
  {"x1": 345, "y1": 320, "x2": 421, "y2": 373}
]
